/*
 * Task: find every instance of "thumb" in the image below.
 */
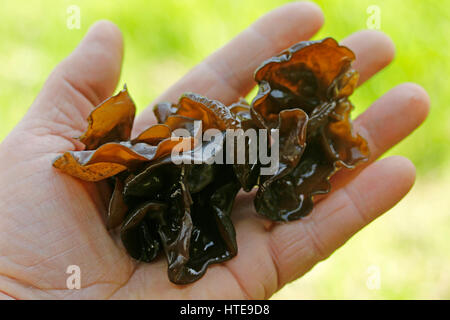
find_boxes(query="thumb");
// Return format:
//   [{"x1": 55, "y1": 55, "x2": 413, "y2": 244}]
[{"x1": 18, "y1": 20, "x2": 124, "y2": 150}]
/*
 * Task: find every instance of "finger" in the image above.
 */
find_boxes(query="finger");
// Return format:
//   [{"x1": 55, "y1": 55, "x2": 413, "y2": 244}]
[
  {"x1": 133, "y1": 1, "x2": 324, "y2": 134},
  {"x1": 264, "y1": 156, "x2": 416, "y2": 291},
  {"x1": 25, "y1": 20, "x2": 123, "y2": 134},
  {"x1": 342, "y1": 30, "x2": 395, "y2": 86},
  {"x1": 226, "y1": 82, "x2": 429, "y2": 297},
  {"x1": 330, "y1": 82, "x2": 430, "y2": 190},
  {"x1": 225, "y1": 82, "x2": 429, "y2": 298}
]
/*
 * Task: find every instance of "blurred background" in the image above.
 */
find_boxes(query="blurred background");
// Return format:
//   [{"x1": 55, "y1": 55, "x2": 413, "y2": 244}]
[{"x1": 0, "y1": 0, "x2": 448, "y2": 299}]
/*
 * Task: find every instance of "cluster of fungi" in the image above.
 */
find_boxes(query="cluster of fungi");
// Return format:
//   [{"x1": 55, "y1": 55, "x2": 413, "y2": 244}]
[{"x1": 53, "y1": 38, "x2": 369, "y2": 284}]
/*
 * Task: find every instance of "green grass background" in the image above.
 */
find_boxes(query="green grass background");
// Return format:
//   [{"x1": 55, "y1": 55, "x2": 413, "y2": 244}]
[{"x1": 0, "y1": 0, "x2": 449, "y2": 299}]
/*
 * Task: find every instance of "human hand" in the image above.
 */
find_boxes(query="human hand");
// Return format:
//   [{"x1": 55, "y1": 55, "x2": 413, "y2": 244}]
[{"x1": 0, "y1": 2, "x2": 429, "y2": 299}]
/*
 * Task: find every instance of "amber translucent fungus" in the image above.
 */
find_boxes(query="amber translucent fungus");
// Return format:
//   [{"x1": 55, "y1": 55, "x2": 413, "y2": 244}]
[{"x1": 78, "y1": 86, "x2": 136, "y2": 150}]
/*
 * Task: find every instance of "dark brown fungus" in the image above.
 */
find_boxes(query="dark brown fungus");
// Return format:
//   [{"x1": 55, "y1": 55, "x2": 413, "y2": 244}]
[
  {"x1": 52, "y1": 37, "x2": 369, "y2": 283},
  {"x1": 251, "y1": 37, "x2": 369, "y2": 221}
]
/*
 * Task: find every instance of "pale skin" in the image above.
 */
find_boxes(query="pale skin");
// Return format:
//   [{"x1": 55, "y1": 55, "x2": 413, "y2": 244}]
[{"x1": 0, "y1": 2, "x2": 430, "y2": 299}]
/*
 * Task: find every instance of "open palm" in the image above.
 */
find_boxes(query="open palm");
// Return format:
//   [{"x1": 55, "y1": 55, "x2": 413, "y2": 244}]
[{"x1": 0, "y1": 2, "x2": 429, "y2": 299}]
